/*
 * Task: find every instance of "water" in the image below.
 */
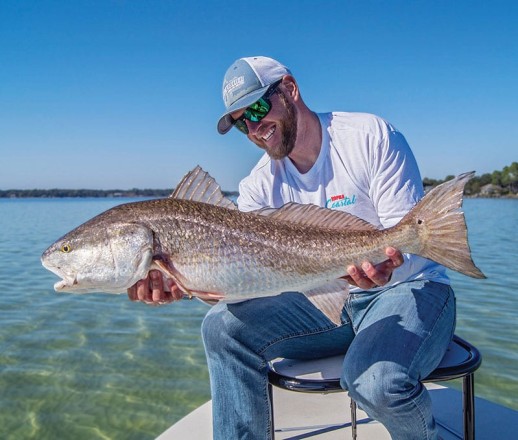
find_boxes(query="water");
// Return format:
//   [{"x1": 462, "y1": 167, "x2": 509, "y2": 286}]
[{"x1": 0, "y1": 198, "x2": 517, "y2": 439}]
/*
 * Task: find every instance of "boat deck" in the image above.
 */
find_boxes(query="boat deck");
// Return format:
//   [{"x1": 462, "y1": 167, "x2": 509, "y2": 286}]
[{"x1": 157, "y1": 384, "x2": 518, "y2": 439}]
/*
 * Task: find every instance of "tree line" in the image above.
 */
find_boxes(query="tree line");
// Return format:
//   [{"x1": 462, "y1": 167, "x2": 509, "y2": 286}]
[
  {"x1": 0, "y1": 187, "x2": 240, "y2": 199},
  {"x1": 423, "y1": 162, "x2": 517, "y2": 196},
  {"x1": 1, "y1": 163, "x2": 515, "y2": 198}
]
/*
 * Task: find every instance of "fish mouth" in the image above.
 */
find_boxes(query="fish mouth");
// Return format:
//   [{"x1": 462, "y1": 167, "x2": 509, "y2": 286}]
[
  {"x1": 41, "y1": 260, "x2": 78, "y2": 292},
  {"x1": 54, "y1": 276, "x2": 78, "y2": 292}
]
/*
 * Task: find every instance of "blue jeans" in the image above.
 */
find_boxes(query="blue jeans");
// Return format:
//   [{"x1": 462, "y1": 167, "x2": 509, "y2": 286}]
[{"x1": 201, "y1": 280, "x2": 456, "y2": 440}]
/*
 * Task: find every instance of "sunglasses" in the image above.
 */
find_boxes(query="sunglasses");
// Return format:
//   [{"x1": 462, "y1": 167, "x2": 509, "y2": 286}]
[{"x1": 232, "y1": 80, "x2": 282, "y2": 134}]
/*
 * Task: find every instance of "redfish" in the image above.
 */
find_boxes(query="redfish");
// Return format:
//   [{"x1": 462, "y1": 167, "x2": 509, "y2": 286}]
[{"x1": 41, "y1": 167, "x2": 485, "y2": 324}]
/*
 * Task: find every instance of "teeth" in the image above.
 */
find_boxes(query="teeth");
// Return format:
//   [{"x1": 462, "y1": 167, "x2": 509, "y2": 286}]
[
  {"x1": 54, "y1": 275, "x2": 77, "y2": 291},
  {"x1": 55, "y1": 280, "x2": 67, "y2": 291},
  {"x1": 262, "y1": 127, "x2": 275, "y2": 141}
]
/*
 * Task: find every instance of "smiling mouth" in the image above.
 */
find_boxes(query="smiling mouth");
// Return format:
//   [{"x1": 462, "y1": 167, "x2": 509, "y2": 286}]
[{"x1": 262, "y1": 126, "x2": 276, "y2": 142}]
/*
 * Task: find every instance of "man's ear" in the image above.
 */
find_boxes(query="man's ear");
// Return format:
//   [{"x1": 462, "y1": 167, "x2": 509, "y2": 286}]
[{"x1": 280, "y1": 75, "x2": 298, "y2": 99}]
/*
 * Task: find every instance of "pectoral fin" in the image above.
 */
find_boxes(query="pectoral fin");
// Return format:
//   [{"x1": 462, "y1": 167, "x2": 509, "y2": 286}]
[
  {"x1": 150, "y1": 259, "x2": 196, "y2": 298},
  {"x1": 302, "y1": 280, "x2": 349, "y2": 326},
  {"x1": 150, "y1": 259, "x2": 225, "y2": 302}
]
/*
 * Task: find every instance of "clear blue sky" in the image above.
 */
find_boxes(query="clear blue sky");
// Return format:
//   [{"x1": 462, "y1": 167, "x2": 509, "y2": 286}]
[{"x1": 1, "y1": 1, "x2": 516, "y2": 191}]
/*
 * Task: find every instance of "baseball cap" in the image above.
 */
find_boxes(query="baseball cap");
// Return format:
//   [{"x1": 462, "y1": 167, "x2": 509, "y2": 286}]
[{"x1": 217, "y1": 56, "x2": 291, "y2": 134}]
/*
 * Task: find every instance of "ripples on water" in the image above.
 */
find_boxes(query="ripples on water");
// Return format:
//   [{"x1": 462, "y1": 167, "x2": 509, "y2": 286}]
[
  {"x1": 448, "y1": 199, "x2": 518, "y2": 410},
  {"x1": 0, "y1": 199, "x2": 210, "y2": 440},
  {"x1": 0, "y1": 197, "x2": 516, "y2": 439}
]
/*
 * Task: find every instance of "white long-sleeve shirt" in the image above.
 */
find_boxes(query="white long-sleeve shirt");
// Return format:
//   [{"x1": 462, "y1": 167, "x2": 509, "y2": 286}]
[{"x1": 237, "y1": 112, "x2": 449, "y2": 291}]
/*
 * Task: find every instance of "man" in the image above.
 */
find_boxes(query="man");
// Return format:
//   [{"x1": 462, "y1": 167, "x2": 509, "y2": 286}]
[{"x1": 128, "y1": 56, "x2": 455, "y2": 440}]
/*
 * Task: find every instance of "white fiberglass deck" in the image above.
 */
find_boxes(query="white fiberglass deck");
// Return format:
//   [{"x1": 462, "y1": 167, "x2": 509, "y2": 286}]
[{"x1": 157, "y1": 384, "x2": 518, "y2": 439}]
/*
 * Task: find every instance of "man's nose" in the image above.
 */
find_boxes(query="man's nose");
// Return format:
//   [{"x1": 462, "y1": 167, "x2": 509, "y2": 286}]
[{"x1": 245, "y1": 119, "x2": 261, "y2": 135}]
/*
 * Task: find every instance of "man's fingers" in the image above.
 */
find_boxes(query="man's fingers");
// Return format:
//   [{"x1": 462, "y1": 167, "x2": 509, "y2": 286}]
[
  {"x1": 166, "y1": 280, "x2": 184, "y2": 301},
  {"x1": 136, "y1": 276, "x2": 152, "y2": 302},
  {"x1": 361, "y1": 261, "x2": 389, "y2": 286},
  {"x1": 345, "y1": 248, "x2": 404, "y2": 290},
  {"x1": 150, "y1": 271, "x2": 165, "y2": 302},
  {"x1": 386, "y1": 247, "x2": 404, "y2": 267},
  {"x1": 347, "y1": 265, "x2": 376, "y2": 290},
  {"x1": 127, "y1": 271, "x2": 185, "y2": 304},
  {"x1": 127, "y1": 284, "x2": 137, "y2": 301}
]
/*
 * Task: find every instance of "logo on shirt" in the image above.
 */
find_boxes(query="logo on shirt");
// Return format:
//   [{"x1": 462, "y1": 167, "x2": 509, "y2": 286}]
[{"x1": 326, "y1": 193, "x2": 357, "y2": 209}]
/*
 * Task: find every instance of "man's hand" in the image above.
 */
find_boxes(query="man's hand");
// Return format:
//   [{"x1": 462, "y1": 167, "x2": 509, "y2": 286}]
[
  {"x1": 344, "y1": 247, "x2": 404, "y2": 290},
  {"x1": 127, "y1": 270, "x2": 183, "y2": 305}
]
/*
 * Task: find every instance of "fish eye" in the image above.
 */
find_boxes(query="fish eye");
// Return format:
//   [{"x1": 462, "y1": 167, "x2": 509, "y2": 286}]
[{"x1": 60, "y1": 243, "x2": 72, "y2": 253}]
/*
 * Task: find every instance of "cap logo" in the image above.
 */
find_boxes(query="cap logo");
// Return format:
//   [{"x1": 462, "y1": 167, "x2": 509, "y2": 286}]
[{"x1": 223, "y1": 76, "x2": 245, "y2": 105}]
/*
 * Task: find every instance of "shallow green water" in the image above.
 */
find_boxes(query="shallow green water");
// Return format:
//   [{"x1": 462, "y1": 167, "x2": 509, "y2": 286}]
[{"x1": 0, "y1": 197, "x2": 516, "y2": 439}]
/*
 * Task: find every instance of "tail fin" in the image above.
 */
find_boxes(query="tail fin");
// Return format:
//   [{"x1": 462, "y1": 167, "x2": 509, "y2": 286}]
[{"x1": 401, "y1": 172, "x2": 486, "y2": 279}]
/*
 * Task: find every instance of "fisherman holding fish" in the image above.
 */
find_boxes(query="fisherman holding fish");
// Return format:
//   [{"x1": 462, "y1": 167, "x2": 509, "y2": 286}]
[
  {"x1": 42, "y1": 56, "x2": 485, "y2": 439},
  {"x1": 126, "y1": 56, "x2": 459, "y2": 439}
]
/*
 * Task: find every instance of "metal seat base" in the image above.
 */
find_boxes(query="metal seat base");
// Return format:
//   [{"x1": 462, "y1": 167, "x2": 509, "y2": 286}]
[{"x1": 268, "y1": 335, "x2": 481, "y2": 440}]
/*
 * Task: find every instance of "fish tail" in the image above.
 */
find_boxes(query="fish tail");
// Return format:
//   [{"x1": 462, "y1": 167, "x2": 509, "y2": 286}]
[{"x1": 400, "y1": 172, "x2": 486, "y2": 279}]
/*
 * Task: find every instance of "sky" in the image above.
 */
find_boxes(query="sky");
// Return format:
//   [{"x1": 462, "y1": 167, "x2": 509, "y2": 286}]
[{"x1": 1, "y1": 0, "x2": 517, "y2": 191}]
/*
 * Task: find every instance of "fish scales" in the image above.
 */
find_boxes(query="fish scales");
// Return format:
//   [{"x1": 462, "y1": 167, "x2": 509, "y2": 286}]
[{"x1": 150, "y1": 200, "x2": 346, "y2": 296}]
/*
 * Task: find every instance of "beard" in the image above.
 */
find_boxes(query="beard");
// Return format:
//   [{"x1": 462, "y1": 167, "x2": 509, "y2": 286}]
[{"x1": 262, "y1": 90, "x2": 298, "y2": 160}]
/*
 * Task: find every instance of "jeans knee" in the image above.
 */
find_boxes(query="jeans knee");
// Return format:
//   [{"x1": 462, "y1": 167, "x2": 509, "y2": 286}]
[
  {"x1": 201, "y1": 304, "x2": 224, "y2": 348},
  {"x1": 343, "y1": 361, "x2": 415, "y2": 411},
  {"x1": 201, "y1": 303, "x2": 244, "y2": 352}
]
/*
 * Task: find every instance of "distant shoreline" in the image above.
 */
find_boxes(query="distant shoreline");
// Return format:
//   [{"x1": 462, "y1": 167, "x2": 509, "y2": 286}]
[
  {"x1": 0, "y1": 190, "x2": 515, "y2": 199},
  {"x1": 467, "y1": 194, "x2": 518, "y2": 199},
  {"x1": 3, "y1": 166, "x2": 517, "y2": 199},
  {"x1": 0, "y1": 189, "x2": 240, "y2": 199}
]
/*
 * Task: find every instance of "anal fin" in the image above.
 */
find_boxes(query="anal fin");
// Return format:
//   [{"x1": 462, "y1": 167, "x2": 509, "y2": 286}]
[{"x1": 302, "y1": 280, "x2": 349, "y2": 326}]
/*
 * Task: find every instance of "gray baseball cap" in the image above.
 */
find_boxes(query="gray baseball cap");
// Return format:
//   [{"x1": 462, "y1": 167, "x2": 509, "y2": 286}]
[{"x1": 217, "y1": 56, "x2": 291, "y2": 134}]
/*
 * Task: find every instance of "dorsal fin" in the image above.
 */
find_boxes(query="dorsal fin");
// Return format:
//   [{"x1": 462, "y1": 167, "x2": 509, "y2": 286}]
[
  {"x1": 171, "y1": 166, "x2": 237, "y2": 210},
  {"x1": 252, "y1": 203, "x2": 379, "y2": 231}
]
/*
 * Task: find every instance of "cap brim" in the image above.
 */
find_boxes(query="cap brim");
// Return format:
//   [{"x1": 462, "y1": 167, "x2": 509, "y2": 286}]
[{"x1": 217, "y1": 84, "x2": 271, "y2": 134}]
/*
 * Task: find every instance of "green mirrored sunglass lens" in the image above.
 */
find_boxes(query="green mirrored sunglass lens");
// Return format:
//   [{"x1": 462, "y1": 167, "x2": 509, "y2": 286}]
[
  {"x1": 244, "y1": 99, "x2": 270, "y2": 122},
  {"x1": 234, "y1": 120, "x2": 248, "y2": 134}
]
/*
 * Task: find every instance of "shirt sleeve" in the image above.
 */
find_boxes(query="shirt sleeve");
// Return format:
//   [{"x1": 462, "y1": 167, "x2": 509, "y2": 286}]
[
  {"x1": 237, "y1": 176, "x2": 266, "y2": 212},
  {"x1": 237, "y1": 154, "x2": 279, "y2": 212},
  {"x1": 368, "y1": 128, "x2": 424, "y2": 228}
]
